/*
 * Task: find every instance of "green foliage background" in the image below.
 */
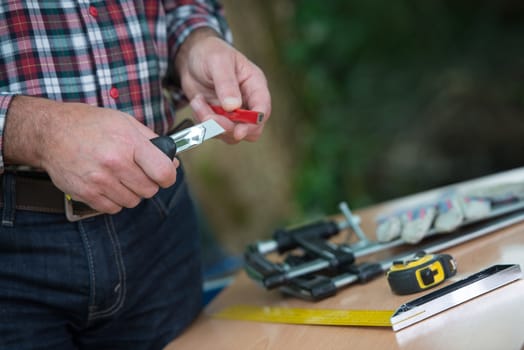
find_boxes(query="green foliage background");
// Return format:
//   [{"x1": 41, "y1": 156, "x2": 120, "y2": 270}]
[{"x1": 280, "y1": 0, "x2": 524, "y2": 214}]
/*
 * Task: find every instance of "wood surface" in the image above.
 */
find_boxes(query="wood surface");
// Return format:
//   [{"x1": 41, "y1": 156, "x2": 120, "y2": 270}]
[{"x1": 167, "y1": 169, "x2": 524, "y2": 350}]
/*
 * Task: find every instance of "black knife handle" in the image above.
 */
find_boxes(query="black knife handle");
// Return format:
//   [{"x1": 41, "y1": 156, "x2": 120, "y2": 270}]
[{"x1": 150, "y1": 136, "x2": 177, "y2": 160}]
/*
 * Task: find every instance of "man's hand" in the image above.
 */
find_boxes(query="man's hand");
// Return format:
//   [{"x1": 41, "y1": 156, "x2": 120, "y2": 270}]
[
  {"x1": 175, "y1": 28, "x2": 271, "y2": 144},
  {"x1": 3, "y1": 96, "x2": 178, "y2": 214}
]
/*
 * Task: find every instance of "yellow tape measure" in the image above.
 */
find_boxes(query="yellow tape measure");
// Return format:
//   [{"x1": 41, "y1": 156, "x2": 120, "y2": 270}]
[{"x1": 213, "y1": 305, "x2": 394, "y2": 327}]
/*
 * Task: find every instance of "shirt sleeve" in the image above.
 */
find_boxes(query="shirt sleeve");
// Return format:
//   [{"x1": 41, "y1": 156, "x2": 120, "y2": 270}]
[
  {"x1": 164, "y1": 0, "x2": 232, "y2": 107},
  {"x1": 0, "y1": 93, "x2": 16, "y2": 173}
]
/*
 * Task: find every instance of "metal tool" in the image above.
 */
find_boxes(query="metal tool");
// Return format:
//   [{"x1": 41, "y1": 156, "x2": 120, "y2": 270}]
[
  {"x1": 150, "y1": 119, "x2": 225, "y2": 159},
  {"x1": 243, "y1": 201, "x2": 524, "y2": 301},
  {"x1": 248, "y1": 202, "x2": 362, "y2": 256},
  {"x1": 391, "y1": 263, "x2": 522, "y2": 331},
  {"x1": 244, "y1": 202, "x2": 365, "y2": 290},
  {"x1": 387, "y1": 251, "x2": 457, "y2": 295},
  {"x1": 244, "y1": 239, "x2": 358, "y2": 291}
]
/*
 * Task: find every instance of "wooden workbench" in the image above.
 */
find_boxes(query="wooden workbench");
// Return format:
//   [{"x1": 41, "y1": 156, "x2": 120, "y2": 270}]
[{"x1": 167, "y1": 169, "x2": 524, "y2": 350}]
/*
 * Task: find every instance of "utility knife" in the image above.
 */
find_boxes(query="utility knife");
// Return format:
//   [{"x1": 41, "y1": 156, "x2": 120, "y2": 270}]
[{"x1": 150, "y1": 119, "x2": 225, "y2": 159}]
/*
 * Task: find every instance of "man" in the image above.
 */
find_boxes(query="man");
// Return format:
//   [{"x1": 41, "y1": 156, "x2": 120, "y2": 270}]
[{"x1": 0, "y1": 1, "x2": 270, "y2": 349}]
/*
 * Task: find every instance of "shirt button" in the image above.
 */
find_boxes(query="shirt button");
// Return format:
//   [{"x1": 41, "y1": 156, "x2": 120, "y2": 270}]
[
  {"x1": 109, "y1": 87, "x2": 119, "y2": 99},
  {"x1": 89, "y1": 5, "x2": 98, "y2": 18}
]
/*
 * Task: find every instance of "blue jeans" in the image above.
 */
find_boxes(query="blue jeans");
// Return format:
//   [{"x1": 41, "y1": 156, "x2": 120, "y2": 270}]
[{"x1": 0, "y1": 167, "x2": 203, "y2": 349}]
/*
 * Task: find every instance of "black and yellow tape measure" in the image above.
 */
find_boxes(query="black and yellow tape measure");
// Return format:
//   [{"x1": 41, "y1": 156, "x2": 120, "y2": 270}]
[{"x1": 386, "y1": 251, "x2": 457, "y2": 295}]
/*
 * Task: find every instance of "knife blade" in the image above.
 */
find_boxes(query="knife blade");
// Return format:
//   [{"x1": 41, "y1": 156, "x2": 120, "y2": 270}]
[{"x1": 150, "y1": 119, "x2": 225, "y2": 160}]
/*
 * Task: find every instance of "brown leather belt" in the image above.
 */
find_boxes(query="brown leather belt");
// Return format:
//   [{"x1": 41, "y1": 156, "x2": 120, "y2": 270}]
[{"x1": 0, "y1": 172, "x2": 97, "y2": 219}]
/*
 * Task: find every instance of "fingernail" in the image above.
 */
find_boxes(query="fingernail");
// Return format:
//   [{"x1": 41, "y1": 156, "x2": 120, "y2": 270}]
[
  {"x1": 223, "y1": 97, "x2": 241, "y2": 110},
  {"x1": 190, "y1": 96, "x2": 203, "y2": 110}
]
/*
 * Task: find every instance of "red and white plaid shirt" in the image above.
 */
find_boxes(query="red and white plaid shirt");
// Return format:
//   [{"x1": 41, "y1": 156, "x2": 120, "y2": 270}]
[{"x1": 0, "y1": 0, "x2": 230, "y2": 171}]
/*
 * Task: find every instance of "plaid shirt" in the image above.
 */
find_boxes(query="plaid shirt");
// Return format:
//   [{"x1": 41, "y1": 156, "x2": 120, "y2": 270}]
[{"x1": 0, "y1": 0, "x2": 231, "y2": 172}]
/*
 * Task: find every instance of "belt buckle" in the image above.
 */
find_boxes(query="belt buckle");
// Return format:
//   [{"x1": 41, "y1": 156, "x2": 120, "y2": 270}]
[{"x1": 64, "y1": 195, "x2": 101, "y2": 222}]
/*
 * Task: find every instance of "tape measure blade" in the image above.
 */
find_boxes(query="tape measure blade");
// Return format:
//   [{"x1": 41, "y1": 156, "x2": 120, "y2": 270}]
[{"x1": 213, "y1": 305, "x2": 394, "y2": 327}]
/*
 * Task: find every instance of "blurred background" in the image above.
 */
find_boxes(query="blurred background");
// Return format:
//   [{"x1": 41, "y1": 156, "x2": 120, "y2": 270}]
[{"x1": 180, "y1": 0, "x2": 524, "y2": 261}]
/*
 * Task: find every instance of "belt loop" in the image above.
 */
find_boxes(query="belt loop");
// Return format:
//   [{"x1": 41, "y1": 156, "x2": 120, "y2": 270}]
[{"x1": 2, "y1": 172, "x2": 16, "y2": 227}]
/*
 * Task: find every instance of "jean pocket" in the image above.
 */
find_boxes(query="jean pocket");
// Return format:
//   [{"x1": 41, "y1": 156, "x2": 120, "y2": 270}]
[{"x1": 150, "y1": 166, "x2": 193, "y2": 218}]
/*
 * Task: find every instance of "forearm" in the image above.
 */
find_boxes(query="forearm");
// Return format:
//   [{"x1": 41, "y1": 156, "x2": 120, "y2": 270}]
[{"x1": 3, "y1": 95, "x2": 57, "y2": 169}]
